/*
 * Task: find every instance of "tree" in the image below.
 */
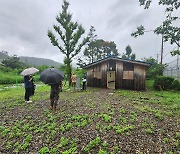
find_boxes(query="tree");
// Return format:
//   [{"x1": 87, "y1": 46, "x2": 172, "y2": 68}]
[
  {"x1": 83, "y1": 26, "x2": 97, "y2": 63},
  {"x1": 132, "y1": 0, "x2": 180, "y2": 55},
  {"x1": 2, "y1": 55, "x2": 26, "y2": 69},
  {"x1": 142, "y1": 57, "x2": 165, "y2": 78},
  {"x1": 84, "y1": 39, "x2": 119, "y2": 62},
  {"x1": 101, "y1": 41, "x2": 119, "y2": 58},
  {"x1": 48, "y1": 0, "x2": 89, "y2": 86},
  {"x1": 122, "y1": 45, "x2": 136, "y2": 60}
]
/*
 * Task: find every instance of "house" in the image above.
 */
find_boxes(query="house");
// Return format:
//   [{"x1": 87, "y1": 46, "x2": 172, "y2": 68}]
[{"x1": 83, "y1": 56, "x2": 151, "y2": 90}]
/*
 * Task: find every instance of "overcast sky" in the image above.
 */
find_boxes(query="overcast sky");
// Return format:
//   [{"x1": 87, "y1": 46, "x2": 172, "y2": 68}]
[{"x1": 0, "y1": 0, "x2": 179, "y2": 65}]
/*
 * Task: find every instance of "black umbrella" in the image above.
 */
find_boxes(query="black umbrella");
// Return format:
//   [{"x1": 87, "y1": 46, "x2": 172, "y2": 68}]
[{"x1": 39, "y1": 68, "x2": 64, "y2": 84}]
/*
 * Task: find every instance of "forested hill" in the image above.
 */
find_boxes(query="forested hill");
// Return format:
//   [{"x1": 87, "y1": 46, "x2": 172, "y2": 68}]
[
  {"x1": 0, "y1": 52, "x2": 9, "y2": 60},
  {"x1": 0, "y1": 52, "x2": 62, "y2": 67},
  {"x1": 19, "y1": 56, "x2": 62, "y2": 67}
]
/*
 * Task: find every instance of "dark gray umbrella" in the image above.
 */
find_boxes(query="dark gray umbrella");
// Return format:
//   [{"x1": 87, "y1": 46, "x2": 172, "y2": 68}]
[{"x1": 39, "y1": 68, "x2": 64, "y2": 84}]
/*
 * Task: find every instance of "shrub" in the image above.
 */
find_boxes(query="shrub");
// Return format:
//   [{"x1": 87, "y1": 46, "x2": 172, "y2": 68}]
[
  {"x1": 153, "y1": 76, "x2": 175, "y2": 90},
  {"x1": 172, "y1": 80, "x2": 180, "y2": 91}
]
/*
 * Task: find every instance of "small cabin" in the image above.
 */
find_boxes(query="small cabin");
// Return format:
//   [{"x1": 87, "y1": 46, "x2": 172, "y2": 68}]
[{"x1": 83, "y1": 56, "x2": 151, "y2": 91}]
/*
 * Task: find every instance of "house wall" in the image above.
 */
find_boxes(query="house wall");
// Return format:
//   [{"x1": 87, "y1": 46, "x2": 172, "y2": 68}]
[
  {"x1": 86, "y1": 61, "x2": 107, "y2": 88},
  {"x1": 116, "y1": 61, "x2": 123, "y2": 89},
  {"x1": 86, "y1": 60, "x2": 148, "y2": 90},
  {"x1": 134, "y1": 64, "x2": 146, "y2": 90}
]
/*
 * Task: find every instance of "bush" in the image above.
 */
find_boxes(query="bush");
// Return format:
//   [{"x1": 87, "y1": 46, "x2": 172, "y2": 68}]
[
  {"x1": 153, "y1": 76, "x2": 178, "y2": 90},
  {"x1": 172, "y1": 80, "x2": 180, "y2": 91}
]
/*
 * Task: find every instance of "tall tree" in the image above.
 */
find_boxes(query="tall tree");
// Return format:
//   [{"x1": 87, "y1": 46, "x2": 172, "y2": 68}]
[
  {"x1": 48, "y1": 0, "x2": 89, "y2": 85},
  {"x1": 131, "y1": 0, "x2": 180, "y2": 55},
  {"x1": 101, "y1": 41, "x2": 119, "y2": 58},
  {"x1": 86, "y1": 39, "x2": 119, "y2": 60},
  {"x1": 83, "y1": 26, "x2": 97, "y2": 63},
  {"x1": 122, "y1": 45, "x2": 136, "y2": 60}
]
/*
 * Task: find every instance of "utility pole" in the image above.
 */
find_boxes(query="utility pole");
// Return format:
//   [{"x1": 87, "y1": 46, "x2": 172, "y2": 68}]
[
  {"x1": 155, "y1": 53, "x2": 159, "y2": 63},
  {"x1": 160, "y1": 35, "x2": 164, "y2": 64}
]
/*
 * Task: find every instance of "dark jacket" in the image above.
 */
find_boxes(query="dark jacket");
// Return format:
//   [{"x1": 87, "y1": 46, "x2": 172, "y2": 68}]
[{"x1": 24, "y1": 76, "x2": 33, "y2": 89}]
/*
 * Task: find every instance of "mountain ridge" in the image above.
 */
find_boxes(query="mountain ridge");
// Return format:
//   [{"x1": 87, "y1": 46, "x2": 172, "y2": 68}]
[{"x1": 0, "y1": 51, "x2": 62, "y2": 67}]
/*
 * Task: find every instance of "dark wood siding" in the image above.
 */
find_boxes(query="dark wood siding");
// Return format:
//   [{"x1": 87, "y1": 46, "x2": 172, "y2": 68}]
[
  {"x1": 86, "y1": 59, "x2": 148, "y2": 90},
  {"x1": 116, "y1": 61, "x2": 123, "y2": 89},
  {"x1": 87, "y1": 67, "x2": 94, "y2": 87},
  {"x1": 86, "y1": 61, "x2": 107, "y2": 88},
  {"x1": 122, "y1": 62, "x2": 134, "y2": 90},
  {"x1": 134, "y1": 64, "x2": 146, "y2": 90},
  {"x1": 101, "y1": 61, "x2": 107, "y2": 88}
]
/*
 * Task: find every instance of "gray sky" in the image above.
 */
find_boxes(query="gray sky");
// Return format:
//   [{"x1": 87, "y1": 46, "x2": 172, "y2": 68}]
[{"x1": 0, "y1": 0, "x2": 179, "y2": 64}]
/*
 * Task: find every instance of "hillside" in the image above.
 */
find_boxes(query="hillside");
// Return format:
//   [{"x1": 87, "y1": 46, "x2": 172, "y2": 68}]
[
  {"x1": 19, "y1": 56, "x2": 62, "y2": 67},
  {"x1": 0, "y1": 51, "x2": 9, "y2": 61},
  {"x1": 0, "y1": 51, "x2": 62, "y2": 67}
]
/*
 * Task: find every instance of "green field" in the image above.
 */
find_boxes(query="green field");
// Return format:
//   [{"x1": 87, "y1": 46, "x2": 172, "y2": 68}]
[{"x1": 0, "y1": 81, "x2": 179, "y2": 153}]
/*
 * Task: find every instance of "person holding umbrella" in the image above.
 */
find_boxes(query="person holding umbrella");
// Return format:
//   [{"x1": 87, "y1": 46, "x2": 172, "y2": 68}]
[
  {"x1": 39, "y1": 68, "x2": 64, "y2": 111},
  {"x1": 24, "y1": 75, "x2": 33, "y2": 102},
  {"x1": 21, "y1": 67, "x2": 39, "y2": 102},
  {"x1": 50, "y1": 80, "x2": 62, "y2": 111}
]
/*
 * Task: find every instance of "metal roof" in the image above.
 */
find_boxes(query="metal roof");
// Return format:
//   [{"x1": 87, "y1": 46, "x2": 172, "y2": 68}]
[{"x1": 82, "y1": 56, "x2": 151, "y2": 68}]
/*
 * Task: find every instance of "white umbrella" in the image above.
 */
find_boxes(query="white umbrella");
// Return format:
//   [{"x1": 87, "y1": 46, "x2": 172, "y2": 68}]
[{"x1": 21, "y1": 67, "x2": 39, "y2": 76}]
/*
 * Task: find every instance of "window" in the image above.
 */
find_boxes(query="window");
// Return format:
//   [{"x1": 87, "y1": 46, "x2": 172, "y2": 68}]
[{"x1": 123, "y1": 62, "x2": 134, "y2": 80}]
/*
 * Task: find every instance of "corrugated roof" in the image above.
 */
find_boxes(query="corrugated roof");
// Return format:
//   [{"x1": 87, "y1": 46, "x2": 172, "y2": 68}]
[{"x1": 82, "y1": 56, "x2": 151, "y2": 68}]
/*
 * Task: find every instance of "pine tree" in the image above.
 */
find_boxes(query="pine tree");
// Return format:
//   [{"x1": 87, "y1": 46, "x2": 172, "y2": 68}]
[{"x1": 48, "y1": 0, "x2": 88, "y2": 86}]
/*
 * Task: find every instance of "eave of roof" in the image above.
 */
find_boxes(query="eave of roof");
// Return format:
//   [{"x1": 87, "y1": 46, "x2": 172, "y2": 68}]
[{"x1": 82, "y1": 56, "x2": 151, "y2": 69}]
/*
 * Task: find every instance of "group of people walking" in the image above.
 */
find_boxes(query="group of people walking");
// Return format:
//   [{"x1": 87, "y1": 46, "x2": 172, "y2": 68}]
[
  {"x1": 23, "y1": 73, "x2": 86, "y2": 111},
  {"x1": 71, "y1": 73, "x2": 87, "y2": 91}
]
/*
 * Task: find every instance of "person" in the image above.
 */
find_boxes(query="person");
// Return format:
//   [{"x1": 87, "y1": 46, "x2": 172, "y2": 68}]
[
  {"x1": 71, "y1": 73, "x2": 77, "y2": 91},
  {"x1": 50, "y1": 81, "x2": 62, "y2": 111},
  {"x1": 24, "y1": 75, "x2": 33, "y2": 102},
  {"x1": 82, "y1": 75, "x2": 87, "y2": 91}
]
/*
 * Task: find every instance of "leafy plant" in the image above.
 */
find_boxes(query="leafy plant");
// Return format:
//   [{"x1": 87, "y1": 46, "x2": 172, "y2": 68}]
[
  {"x1": 84, "y1": 136, "x2": 101, "y2": 153},
  {"x1": 176, "y1": 132, "x2": 180, "y2": 139},
  {"x1": 39, "y1": 147, "x2": 49, "y2": 154}
]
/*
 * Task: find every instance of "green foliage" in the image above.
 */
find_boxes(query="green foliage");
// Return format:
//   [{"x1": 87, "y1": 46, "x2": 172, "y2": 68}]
[
  {"x1": 122, "y1": 45, "x2": 136, "y2": 60},
  {"x1": 2, "y1": 55, "x2": 27, "y2": 69},
  {"x1": 98, "y1": 149, "x2": 107, "y2": 154},
  {"x1": 48, "y1": 0, "x2": 88, "y2": 85},
  {"x1": 176, "y1": 132, "x2": 180, "y2": 139},
  {"x1": 80, "y1": 26, "x2": 119, "y2": 65},
  {"x1": 84, "y1": 136, "x2": 101, "y2": 153},
  {"x1": 142, "y1": 57, "x2": 165, "y2": 78},
  {"x1": 74, "y1": 68, "x2": 86, "y2": 79},
  {"x1": 132, "y1": 0, "x2": 180, "y2": 51},
  {"x1": 0, "y1": 65, "x2": 40, "y2": 84},
  {"x1": 98, "y1": 114, "x2": 111, "y2": 123},
  {"x1": 172, "y1": 80, "x2": 180, "y2": 91},
  {"x1": 146, "y1": 128, "x2": 153, "y2": 134},
  {"x1": 153, "y1": 76, "x2": 179, "y2": 90},
  {"x1": 171, "y1": 50, "x2": 180, "y2": 56},
  {"x1": 39, "y1": 147, "x2": 49, "y2": 154},
  {"x1": 57, "y1": 137, "x2": 69, "y2": 148},
  {"x1": 155, "y1": 111, "x2": 164, "y2": 120},
  {"x1": 113, "y1": 124, "x2": 135, "y2": 134}
]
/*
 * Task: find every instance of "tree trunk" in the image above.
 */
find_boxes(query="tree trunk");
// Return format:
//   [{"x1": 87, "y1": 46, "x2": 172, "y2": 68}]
[{"x1": 66, "y1": 59, "x2": 72, "y2": 88}]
